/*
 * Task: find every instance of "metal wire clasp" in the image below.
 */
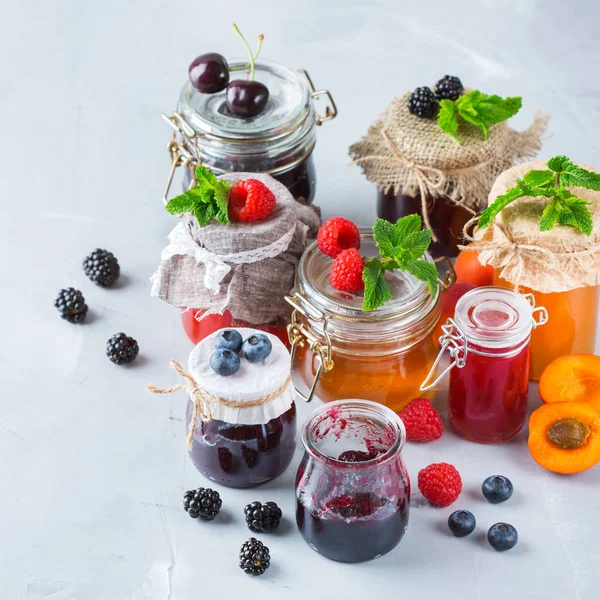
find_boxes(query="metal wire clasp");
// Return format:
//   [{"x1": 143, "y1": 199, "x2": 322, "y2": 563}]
[
  {"x1": 162, "y1": 113, "x2": 201, "y2": 205},
  {"x1": 420, "y1": 319, "x2": 468, "y2": 392},
  {"x1": 285, "y1": 293, "x2": 334, "y2": 402},
  {"x1": 298, "y1": 70, "x2": 338, "y2": 125},
  {"x1": 522, "y1": 293, "x2": 549, "y2": 328}
]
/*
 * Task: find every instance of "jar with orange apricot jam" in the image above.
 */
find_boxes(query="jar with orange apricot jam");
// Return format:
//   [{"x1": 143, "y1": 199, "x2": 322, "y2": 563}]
[{"x1": 286, "y1": 232, "x2": 454, "y2": 412}]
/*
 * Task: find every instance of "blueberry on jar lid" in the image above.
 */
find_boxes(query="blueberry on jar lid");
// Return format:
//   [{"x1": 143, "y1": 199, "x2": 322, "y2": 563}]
[
  {"x1": 214, "y1": 329, "x2": 243, "y2": 353},
  {"x1": 210, "y1": 347, "x2": 241, "y2": 376},
  {"x1": 242, "y1": 333, "x2": 272, "y2": 363}
]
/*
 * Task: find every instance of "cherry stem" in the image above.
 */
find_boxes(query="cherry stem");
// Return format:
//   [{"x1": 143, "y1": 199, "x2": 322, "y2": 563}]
[
  {"x1": 232, "y1": 23, "x2": 258, "y2": 80},
  {"x1": 228, "y1": 35, "x2": 264, "y2": 72}
]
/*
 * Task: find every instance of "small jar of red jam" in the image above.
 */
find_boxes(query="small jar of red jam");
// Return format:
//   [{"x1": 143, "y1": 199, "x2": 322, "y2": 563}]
[
  {"x1": 422, "y1": 287, "x2": 548, "y2": 443},
  {"x1": 164, "y1": 60, "x2": 336, "y2": 205},
  {"x1": 185, "y1": 328, "x2": 296, "y2": 487},
  {"x1": 296, "y1": 400, "x2": 410, "y2": 563}
]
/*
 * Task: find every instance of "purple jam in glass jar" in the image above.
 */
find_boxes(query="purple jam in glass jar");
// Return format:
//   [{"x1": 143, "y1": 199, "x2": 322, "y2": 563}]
[
  {"x1": 186, "y1": 327, "x2": 296, "y2": 488},
  {"x1": 295, "y1": 400, "x2": 410, "y2": 563}
]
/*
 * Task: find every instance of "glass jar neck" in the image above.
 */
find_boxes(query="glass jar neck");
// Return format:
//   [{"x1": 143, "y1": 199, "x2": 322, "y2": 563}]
[{"x1": 301, "y1": 400, "x2": 406, "y2": 470}]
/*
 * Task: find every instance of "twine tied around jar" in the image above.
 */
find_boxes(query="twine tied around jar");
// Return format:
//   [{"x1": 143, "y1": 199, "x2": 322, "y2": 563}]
[{"x1": 146, "y1": 360, "x2": 293, "y2": 449}]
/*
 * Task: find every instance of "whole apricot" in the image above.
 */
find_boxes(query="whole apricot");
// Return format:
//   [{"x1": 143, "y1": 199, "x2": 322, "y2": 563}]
[{"x1": 454, "y1": 246, "x2": 494, "y2": 287}]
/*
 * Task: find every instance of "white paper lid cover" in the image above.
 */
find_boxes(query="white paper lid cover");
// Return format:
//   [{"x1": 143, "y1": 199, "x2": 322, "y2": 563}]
[{"x1": 188, "y1": 328, "x2": 294, "y2": 425}]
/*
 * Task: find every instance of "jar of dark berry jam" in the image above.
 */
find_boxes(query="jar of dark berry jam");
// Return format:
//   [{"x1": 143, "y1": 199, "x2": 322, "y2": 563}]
[
  {"x1": 185, "y1": 328, "x2": 297, "y2": 488},
  {"x1": 296, "y1": 400, "x2": 410, "y2": 563},
  {"x1": 377, "y1": 189, "x2": 474, "y2": 258},
  {"x1": 421, "y1": 287, "x2": 548, "y2": 444},
  {"x1": 163, "y1": 61, "x2": 336, "y2": 206}
]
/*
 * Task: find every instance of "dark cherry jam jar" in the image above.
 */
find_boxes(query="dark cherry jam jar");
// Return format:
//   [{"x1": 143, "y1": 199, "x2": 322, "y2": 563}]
[
  {"x1": 186, "y1": 328, "x2": 296, "y2": 488},
  {"x1": 377, "y1": 188, "x2": 475, "y2": 258},
  {"x1": 164, "y1": 60, "x2": 336, "y2": 206},
  {"x1": 295, "y1": 400, "x2": 410, "y2": 562}
]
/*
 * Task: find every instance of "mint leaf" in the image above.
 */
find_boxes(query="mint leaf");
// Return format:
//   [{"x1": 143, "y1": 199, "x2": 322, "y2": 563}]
[
  {"x1": 165, "y1": 191, "x2": 195, "y2": 215},
  {"x1": 479, "y1": 185, "x2": 529, "y2": 228},
  {"x1": 405, "y1": 259, "x2": 439, "y2": 296},
  {"x1": 523, "y1": 170, "x2": 554, "y2": 188},
  {"x1": 539, "y1": 199, "x2": 561, "y2": 232},
  {"x1": 362, "y1": 258, "x2": 392, "y2": 312},
  {"x1": 193, "y1": 203, "x2": 211, "y2": 227},
  {"x1": 450, "y1": 91, "x2": 522, "y2": 141},
  {"x1": 547, "y1": 156, "x2": 571, "y2": 172},
  {"x1": 560, "y1": 163, "x2": 600, "y2": 191},
  {"x1": 403, "y1": 229, "x2": 433, "y2": 260},
  {"x1": 373, "y1": 219, "x2": 403, "y2": 258},
  {"x1": 393, "y1": 214, "x2": 422, "y2": 239},
  {"x1": 560, "y1": 193, "x2": 594, "y2": 235},
  {"x1": 437, "y1": 99, "x2": 460, "y2": 142},
  {"x1": 195, "y1": 164, "x2": 219, "y2": 187}
]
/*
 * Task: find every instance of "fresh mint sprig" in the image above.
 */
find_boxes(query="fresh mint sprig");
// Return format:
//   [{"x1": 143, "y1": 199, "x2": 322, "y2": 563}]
[
  {"x1": 479, "y1": 156, "x2": 599, "y2": 236},
  {"x1": 165, "y1": 165, "x2": 230, "y2": 226},
  {"x1": 362, "y1": 215, "x2": 439, "y2": 312},
  {"x1": 438, "y1": 90, "x2": 522, "y2": 142}
]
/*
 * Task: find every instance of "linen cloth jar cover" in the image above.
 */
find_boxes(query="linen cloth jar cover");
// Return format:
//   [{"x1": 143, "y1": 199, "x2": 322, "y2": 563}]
[
  {"x1": 468, "y1": 160, "x2": 600, "y2": 380},
  {"x1": 149, "y1": 328, "x2": 297, "y2": 488},
  {"x1": 349, "y1": 91, "x2": 549, "y2": 257},
  {"x1": 163, "y1": 59, "x2": 337, "y2": 206},
  {"x1": 151, "y1": 173, "x2": 320, "y2": 344}
]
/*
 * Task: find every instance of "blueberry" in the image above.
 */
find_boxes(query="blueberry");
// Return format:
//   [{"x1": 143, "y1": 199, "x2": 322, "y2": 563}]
[
  {"x1": 214, "y1": 329, "x2": 243, "y2": 353},
  {"x1": 447, "y1": 510, "x2": 476, "y2": 537},
  {"x1": 482, "y1": 475, "x2": 513, "y2": 504},
  {"x1": 242, "y1": 334, "x2": 272, "y2": 363},
  {"x1": 210, "y1": 348, "x2": 241, "y2": 376},
  {"x1": 487, "y1": 522, "x2": 518, "y2": 551}
]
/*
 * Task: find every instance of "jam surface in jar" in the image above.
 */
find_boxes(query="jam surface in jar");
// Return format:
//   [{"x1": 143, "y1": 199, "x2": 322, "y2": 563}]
[
  {"x1": 441, "y1": 287, "x2": 543, "y2": 444},
  {"x1": 494, "y1": 274, "x2": 599, "y2": 381},
  {"x1": 186, "y1": 327, "x2": 296, "y2": 488},
  {"x1": 292, "y1": 231, "x2": 442, "y2": 412},
  {"x1": 295, "y1": 401, "x2": 410, "y2": 563},
  {"x1": 377, "y1": 189, "x2": 476, "y2": 258}
]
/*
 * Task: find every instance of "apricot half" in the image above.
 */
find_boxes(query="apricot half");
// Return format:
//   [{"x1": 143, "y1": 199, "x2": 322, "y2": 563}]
[
  {"x1": 539, "y1": 354, "x2": 600, "y2": 413},
  {"x1": 528, "y1": 402, "x2": 600, "y2": 474}
]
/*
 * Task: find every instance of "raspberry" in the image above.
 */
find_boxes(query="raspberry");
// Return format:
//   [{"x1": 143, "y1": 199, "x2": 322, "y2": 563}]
[
  {"x1": 398, "y1": 398, "x2": 444, "y2": 442},
  {"x1": 229, "y1": 179, "x2": 276, "y2": 222},
  {"x1": 418, "y1": 463, "x2": 462, "y2": 507},
  {"x1": 330, "y1": 248, "x2": 364, "y2": 293},
  {"x1": 317, "y1": 217, "x2": 361, "y2": 258}
]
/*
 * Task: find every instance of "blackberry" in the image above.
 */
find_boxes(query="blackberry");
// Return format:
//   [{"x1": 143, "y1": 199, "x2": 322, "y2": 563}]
[
  {"x1": 244, "y1": 501, "x2": 282, "y2": 533},
  {"x1": 83, "y1": 249, "x2": 120, "y2": 287},
  {"x1": 183, "y1": 487, "x2": 222, "y2": 520},
  {"x1": 241, "y1": 445, "x2": 258, "y2": 469},
  {"x1": 435, "y1": 75, "x2": 464, "y2": 101},
  {"x1": 408, "y1": 86, "x2": 439, "y2": 119},
  {"x1": 55, "y1": 288, "x2": 88, "y2": 323},
  {"x1": 106, "y1": 333, "x2": 139, "y2": 365},
  {"x1": 239, "y1": 538, "x2": 270, "y2": 575},
  {"x1": 218, "y1": 447, "x2": 234, "y2": 472}
]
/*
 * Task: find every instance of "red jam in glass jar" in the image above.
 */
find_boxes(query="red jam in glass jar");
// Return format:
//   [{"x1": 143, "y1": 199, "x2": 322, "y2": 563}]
[
  {"x1": 295, "y1": 400, "x2": 410, "y2": 563},
  {"x1": 422, "y1": 287, "x2": 548, "y2": 443},
  {"x1": 181, "y1": 308, "x2": 289, "y2": 348},
  {"x1": 186, "y1": 328, "x2": 296, "y2": 488},
  {"x1": 165, "y1": 60, "x2": 336, "y2": 206}
]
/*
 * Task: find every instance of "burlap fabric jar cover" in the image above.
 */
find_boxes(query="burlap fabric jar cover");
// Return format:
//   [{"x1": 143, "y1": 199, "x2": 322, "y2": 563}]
[
  {"x1": 350, "y1": 91, "x2": 549, "y2": 240},
  {"x1": 465, "y1": 160, "x2": 600, "y2": 379},
  {"x1": 151, "y1": 173, "x2": 321, "y2": 328}
]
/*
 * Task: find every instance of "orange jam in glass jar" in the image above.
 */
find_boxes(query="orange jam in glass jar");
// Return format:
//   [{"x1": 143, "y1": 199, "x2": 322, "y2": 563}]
[
  {"x1": 493, "y1": 275, "x2": 599, "y2": 381},
  {"x1": 287, "y1": 232, "x2": 449, "y2": 412}
]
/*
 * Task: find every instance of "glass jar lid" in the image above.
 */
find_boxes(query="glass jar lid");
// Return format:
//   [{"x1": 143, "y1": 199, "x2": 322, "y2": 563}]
[
  {"x1": 294, "y1": 230, "x2": 440, "y2": 349},
  {"x1": 178, "y1": 59, "x2": 312, "y2": 142},
  {"x1": 454, "y1": 287, "x2": 534, "y2": 349}
]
